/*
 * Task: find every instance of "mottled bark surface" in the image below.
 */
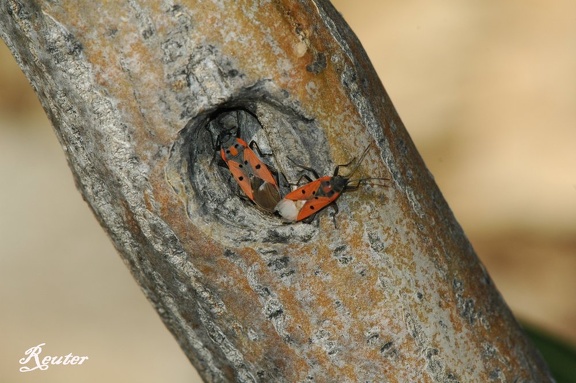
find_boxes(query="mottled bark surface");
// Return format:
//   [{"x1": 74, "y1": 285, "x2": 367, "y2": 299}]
[{"x1": 0, "y1": 0, "x2": 553, "y2": 382}]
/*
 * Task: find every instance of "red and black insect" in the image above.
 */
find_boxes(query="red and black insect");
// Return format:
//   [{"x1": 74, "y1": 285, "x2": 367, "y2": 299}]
[
  {"x1": 210, "y1": 116, "x2": 281, "y2": 212},
  {"x1": 275, "y1": 144, "x2": 386, "y2": 222}
]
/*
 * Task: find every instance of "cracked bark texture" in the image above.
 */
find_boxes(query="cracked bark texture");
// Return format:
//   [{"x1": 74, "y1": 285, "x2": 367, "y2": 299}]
[{"x1": 0, "y1": 0, "x2": 553, "y2": 382}]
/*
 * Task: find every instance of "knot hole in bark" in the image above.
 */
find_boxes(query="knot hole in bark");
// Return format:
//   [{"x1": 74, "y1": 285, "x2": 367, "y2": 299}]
[{"x1": 166, "y1": 98, "x2": 329, "y2": 246}]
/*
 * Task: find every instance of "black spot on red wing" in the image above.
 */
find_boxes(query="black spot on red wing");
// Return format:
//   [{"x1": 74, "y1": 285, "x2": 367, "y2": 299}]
[
  {"x1": 244, "y1": 160, "x2": 248, "y2": 165},
  {"x1": 309, "y1": 205, "x2": 315, "y2": 210},
  {"x1": 300, "y1": 190, "x2": 306, "y2": 194},
  {"x1": 238, "y1": 176, "x2": 244, "y2": 181},
  {"x1": 239, "y1": 164, "x2": 243, "y2": 168},
  {"x1": 255, "y1": 164, "x2": 261, "y2": 169}
]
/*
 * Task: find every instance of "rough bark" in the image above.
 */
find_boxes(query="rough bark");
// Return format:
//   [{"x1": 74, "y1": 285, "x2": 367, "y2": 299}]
[{"x1": 0, "y1": 0, "x2": 553, "y2": 382}]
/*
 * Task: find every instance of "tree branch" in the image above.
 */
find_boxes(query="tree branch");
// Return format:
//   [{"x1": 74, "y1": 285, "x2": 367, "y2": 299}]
[{"x1": 0, "y1": 0, "x2": 553, "y2": 381}]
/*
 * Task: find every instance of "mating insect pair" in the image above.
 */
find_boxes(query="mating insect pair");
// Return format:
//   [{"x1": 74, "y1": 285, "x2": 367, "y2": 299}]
[{"x1": 212, "y1": 124, "x2": 385, "y2": 223}]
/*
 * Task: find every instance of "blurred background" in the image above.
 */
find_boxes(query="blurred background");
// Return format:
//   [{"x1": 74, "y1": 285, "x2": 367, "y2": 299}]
[{"x1": 1, "y1": 1, "x2": 574, "y2": 382}]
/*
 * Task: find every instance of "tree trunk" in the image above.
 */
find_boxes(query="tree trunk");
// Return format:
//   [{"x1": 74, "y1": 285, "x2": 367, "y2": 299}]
[{"x1": 0, "y1": 0, "x2": 553, "y2": 382}]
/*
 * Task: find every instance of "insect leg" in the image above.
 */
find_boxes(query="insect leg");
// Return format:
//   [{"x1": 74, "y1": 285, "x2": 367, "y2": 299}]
[
  {"x1": 329, "y1": 202, "x2": 339, "y2": 228},
  {"x1": 333, "y1": 158, "x2": 355, "y2": 177},
  {"x1": 294, "y1": 174, "x2": 315, "y2": 187},
  {"x1": 344, "y1": 177, "x2": 389, "y2": 191},
  {"x1": 248, "y1": 140, "x2": 268, "y2": 157},
  {"x1": 287, "y1": 157, "x2": 321, "y2": 179}
]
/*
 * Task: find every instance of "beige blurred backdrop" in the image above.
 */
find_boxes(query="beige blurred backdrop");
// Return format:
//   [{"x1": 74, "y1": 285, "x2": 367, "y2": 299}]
[{"x1": 1, "y1": 1, "x2": 574, "y2": 382}]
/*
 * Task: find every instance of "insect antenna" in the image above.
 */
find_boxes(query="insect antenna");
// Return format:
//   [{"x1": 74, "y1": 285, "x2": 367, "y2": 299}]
[
  {"x1": 340, "y1": 143, "x2": 389, "y2": 190},
  {"x1": 335, "y1": 143, "x2": 374, "y2": 178}
]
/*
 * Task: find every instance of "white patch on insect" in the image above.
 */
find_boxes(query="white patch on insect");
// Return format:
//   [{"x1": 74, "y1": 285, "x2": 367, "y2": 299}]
[{"x1": 275, "y1": 199, "x2": 305, "y2": 222}]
